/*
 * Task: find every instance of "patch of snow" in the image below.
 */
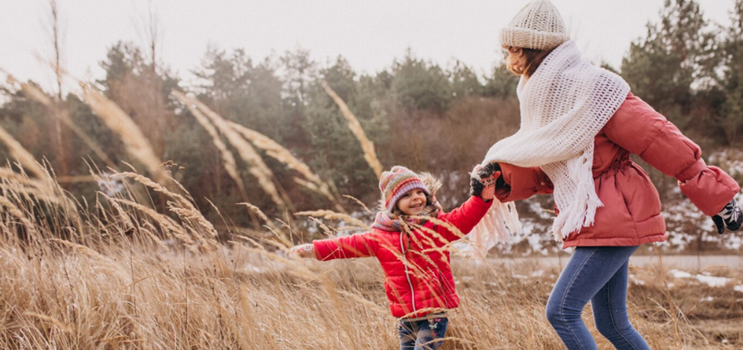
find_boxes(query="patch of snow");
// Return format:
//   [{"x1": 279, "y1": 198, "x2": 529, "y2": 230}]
[
  {"x1": 696, "y1": 275, "x2": 732, "y2": 287},
  {"x1": 670, "y1": 269, "x2": 693, "y2": 279},
  {"x1": 97, "y1": 172, "x2": 126, "y2": 196},
  {"x1": 528, "y1": 200, "x2": 554, "y2": 220},
  {"x1": 530, "y1": 270, "x2": 544, "y2": 277},
  {"x1": 629, "y1": 275, "x2": 645, "y2": 285},
  {"x1": 733, "y1": 285, "x2": 743, "y2": 293},
  {"x1": 700, "y1": 296, "x2": 714, "y2": 302},
  {"x1": 669, "y1": 269, "x2": 732, "y2": 287}
]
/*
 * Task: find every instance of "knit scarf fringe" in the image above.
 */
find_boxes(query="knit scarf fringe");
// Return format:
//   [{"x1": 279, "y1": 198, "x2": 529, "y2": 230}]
[
  {"x1": 464, "y1": 40, "x2": 630, "y2": 258},
  {"x1": 548, "y1": 150, "x2": 603, "y2": 241},
  {"x1": 460, "y1": 199, "x2": 521, "y2": 260}
]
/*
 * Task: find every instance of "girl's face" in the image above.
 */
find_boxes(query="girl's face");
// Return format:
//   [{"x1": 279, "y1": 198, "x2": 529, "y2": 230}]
[
  {"x1": 504, "y1": 46, "x2": 526, "y2": 75},
  {"x1": 396, "y1": 189, "x2": 427, "y2": 216}
]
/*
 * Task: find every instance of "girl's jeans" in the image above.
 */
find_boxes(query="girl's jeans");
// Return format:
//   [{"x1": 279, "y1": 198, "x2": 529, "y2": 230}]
[
  {"x1": 398, "y1": 316, "x2": 448, "y2": 350},
  {"x1": 546, "y1": 246, "x2": 650, "y2": 350}
]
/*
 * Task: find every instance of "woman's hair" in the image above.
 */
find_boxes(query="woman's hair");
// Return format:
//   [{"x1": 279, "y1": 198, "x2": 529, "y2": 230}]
[{"x1": 506, "y1": 47, "x2": 554, "y2": 78}]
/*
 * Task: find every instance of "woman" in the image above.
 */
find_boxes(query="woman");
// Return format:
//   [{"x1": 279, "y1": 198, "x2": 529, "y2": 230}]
[{"x1": 477, "y1": 0, "x2": 742, "y2": 348}]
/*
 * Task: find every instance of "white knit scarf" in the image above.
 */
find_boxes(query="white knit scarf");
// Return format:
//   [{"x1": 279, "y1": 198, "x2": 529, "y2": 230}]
[{"x1": 464, "y1": 40, "x2": 630, "y2": 258}]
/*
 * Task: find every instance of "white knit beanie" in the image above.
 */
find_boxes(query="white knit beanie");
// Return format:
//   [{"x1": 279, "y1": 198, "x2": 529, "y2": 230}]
[{"x1": 500, "y1": 0, "x2": 569, "y2": 51}]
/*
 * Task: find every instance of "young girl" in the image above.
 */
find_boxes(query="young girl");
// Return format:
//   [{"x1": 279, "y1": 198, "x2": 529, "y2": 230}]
[
  {"x1": 291, "y1": 165, "x2": 498, "y2": 350},
  {"x1": 476, "y1": 1, "x2": 743, "y2": 349}
]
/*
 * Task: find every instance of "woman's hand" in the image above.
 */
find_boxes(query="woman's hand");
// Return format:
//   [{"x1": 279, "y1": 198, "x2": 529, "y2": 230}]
[
  {"x1": 712, "y1": 198, "x2": 742, "y2": 234},
  {"x1": 290, "y1": 243, "x2": 315, "y2": 258}
]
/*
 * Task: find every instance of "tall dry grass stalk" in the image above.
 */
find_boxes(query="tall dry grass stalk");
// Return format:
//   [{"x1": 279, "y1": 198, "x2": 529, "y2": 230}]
[
  {"x1": 227, "y1": 120, "x2": 345, "y2": 213},
  {"x1": 5, "y1": 75, "x2": 117, "y2": 169},
  {"x1": 170, "y1": 92, "x2": 249, "y2": 202},
  {"x1": 171, "y1": 91, "x2": 288, "y2": 210},
  {"x1": 115, "y1": 171, "x2": 219, "y2": 250},
  {"x1": 0, "y1": 125, "x2": 47, "y2": 179},
  {"x1": 79, "y1": 82, "x2": 167, "y2": 185},
  {"x1": 0, "y1": 194, "x2": 39, "y2": 239},
  {"x1": 0, "y1": 124, "x2": 80, "y2": 226},
  {"x1": 321, "y1": 81, "x2": 384, "y2": 179},
  {"x1": 294, "y1": 210, "x2": 370, "y2": 231}
]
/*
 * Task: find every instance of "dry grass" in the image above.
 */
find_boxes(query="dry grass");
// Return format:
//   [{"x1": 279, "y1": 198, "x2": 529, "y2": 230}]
[
  {"x1": 227, "y1": 120, "x2": 345, "y2": 213},
  {"x1": 172, "y1": 91, "x2": 288, "y2": 210},
  {"x1": 294, "y1": 209, "x2": 371, "y2": 231},
  {"x1": 0, "y1": 164, "x2": 740, "y2": 349},
  {"x1": 0, "y1": 124, "x2": 48, "y2": 179},
  {"x1": 321, "y1": 81, "x2": 384, "y2": 179},
  {"x1": 5, "y1": 74, "x2": 117, "y2": 169},
  {"x1": 78, "y1": 83, "x2": 167, "y2": 186},
  {"x1": 171, "y1": 92, "x2": 249, "y2": 204}
]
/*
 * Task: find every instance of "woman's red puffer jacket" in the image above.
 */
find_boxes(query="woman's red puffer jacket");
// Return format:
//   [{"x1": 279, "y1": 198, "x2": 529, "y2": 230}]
[
  {"x1": 497, "y1": 92, "x2": 740, "y2": 248},
  {"x1": 312, "y1": 196, "x2": 491, "y2": 318}
]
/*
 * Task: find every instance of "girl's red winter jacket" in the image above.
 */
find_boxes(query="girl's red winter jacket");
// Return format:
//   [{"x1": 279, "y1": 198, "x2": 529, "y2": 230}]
[
  {"x1": 496, "y1": 93, "x2": 740, "y2": 248},
  {"x1": 312, "y1": 196, "x2": 492, "y2": 318}
]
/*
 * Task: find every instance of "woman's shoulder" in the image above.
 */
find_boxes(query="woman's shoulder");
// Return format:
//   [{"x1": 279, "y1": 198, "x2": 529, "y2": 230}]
[
  {"x1": 603, "y1": 92, "x2": 664, "y2": 140},
  {"x1": 613, "y1": 92, "x2": 658, "y2": 118}
]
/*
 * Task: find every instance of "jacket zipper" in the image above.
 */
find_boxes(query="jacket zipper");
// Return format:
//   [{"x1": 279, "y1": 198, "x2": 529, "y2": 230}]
[{"x1": 400, "y1": 232, "x2": 416, "y2": 313}]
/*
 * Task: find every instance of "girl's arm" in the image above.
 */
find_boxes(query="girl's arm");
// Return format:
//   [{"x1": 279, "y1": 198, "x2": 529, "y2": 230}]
[
  {"x1": 604, "y1": 93, "x2": 740, "y2": 216},
  {"x1": 436, "y1": 196, "x2": 493, "y2": 242},
  {"x1": 297, "y1": 232, "x2": 377, "y2": 261}
]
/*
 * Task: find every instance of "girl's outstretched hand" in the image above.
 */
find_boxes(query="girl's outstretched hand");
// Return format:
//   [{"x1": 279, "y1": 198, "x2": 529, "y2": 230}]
[{"x1": 290, "y1": 243, "x2": 316, "y2": 258}]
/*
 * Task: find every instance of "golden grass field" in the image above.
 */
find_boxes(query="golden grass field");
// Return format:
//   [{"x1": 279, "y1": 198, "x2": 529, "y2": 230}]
[
  {"x1": 2, "y1": 226, "x2": 742, "y2": 349},
  {"x1": 0, "y1": 78, "x2": 741, "y2": 349}
]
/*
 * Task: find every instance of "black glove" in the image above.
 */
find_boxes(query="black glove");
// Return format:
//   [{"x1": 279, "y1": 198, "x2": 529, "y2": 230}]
[
  {"x1": 469, "y1": 162, "x2": 503, "y2": 197},
  {"x1": 712, "y1": 198, "x2": 742, "y2": 234}
]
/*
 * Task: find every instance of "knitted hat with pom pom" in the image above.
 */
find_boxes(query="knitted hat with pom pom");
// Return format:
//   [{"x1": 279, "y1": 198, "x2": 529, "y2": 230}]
[
  {"x1": 379, "y1": 166, "x2": 430, "y2": 213},
  {"x1": 500, "y1": 0, "x2": 569, "y2": 50}
]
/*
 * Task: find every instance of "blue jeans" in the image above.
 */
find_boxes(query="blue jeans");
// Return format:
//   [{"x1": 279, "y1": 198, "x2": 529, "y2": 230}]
[
  {"x1": 398, "y1": 316, "x2": 448, "y2": 350},
  {"x1": 546, "y1": 246, "x2": 650, "y2": 350}
]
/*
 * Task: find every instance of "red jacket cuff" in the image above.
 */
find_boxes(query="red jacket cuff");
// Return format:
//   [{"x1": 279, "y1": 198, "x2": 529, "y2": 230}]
[
  {"x1": 497, "y1": 163, "x2": 553, "y2": 202},
  {"x1": 675, "y1": 158, "x2": 707, "y2": 183},
  {"x1": 679, "y1": 166, "x2": 740, "y2": 215}
]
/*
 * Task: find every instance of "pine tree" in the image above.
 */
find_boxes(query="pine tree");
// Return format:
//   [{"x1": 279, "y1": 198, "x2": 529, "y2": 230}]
[
  {"x1": 719, "y1": 0, "x2": 743, "y2": 145},
  {"x1": 621, "y1": 0, "x2": 719, "y2": 131}
]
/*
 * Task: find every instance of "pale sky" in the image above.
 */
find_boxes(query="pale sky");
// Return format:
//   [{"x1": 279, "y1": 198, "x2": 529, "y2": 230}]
[{"x1": 0, "y1": 0, "x2": 735, "y2": 94}]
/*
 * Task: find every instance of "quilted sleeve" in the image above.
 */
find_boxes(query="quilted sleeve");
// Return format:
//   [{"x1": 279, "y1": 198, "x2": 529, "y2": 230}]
[
  {"x1": 312, "y1": 232, "x2": 377, "y2": 261},
  {"x1": 495, "y1": 163, "x2": 554, "y2": 202},
  {"x1": 436, "y1": 196, "x2": 493, "y2": 242},
  {"x1": 604, "y1": 93, "x2": 740, "y2": 215}
]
